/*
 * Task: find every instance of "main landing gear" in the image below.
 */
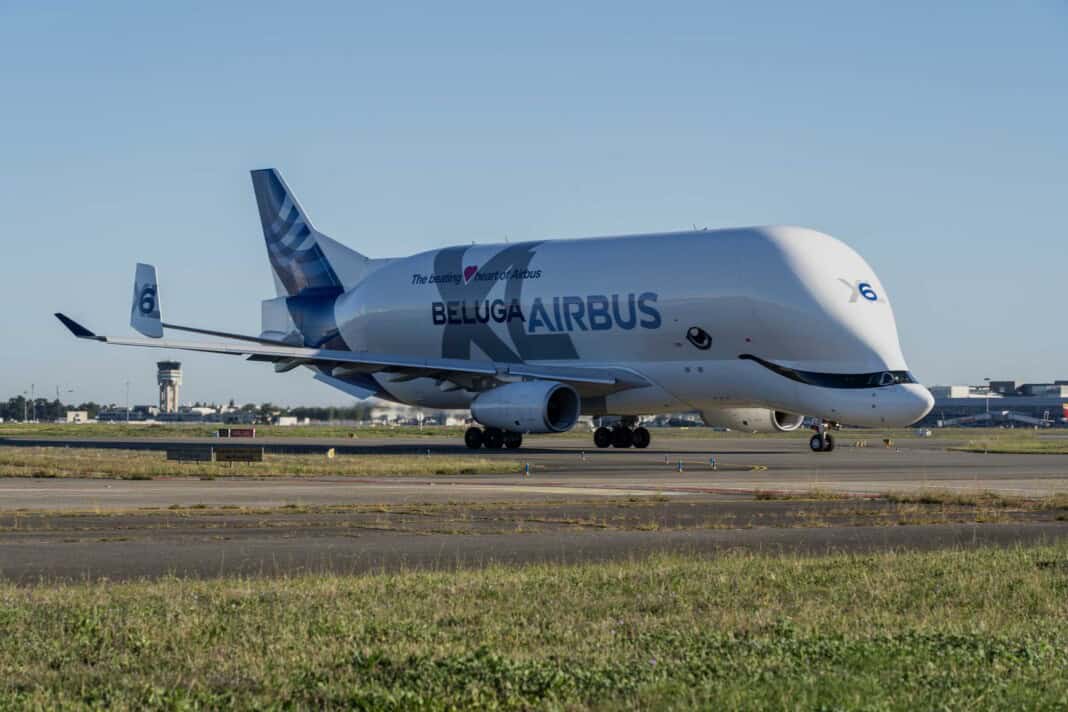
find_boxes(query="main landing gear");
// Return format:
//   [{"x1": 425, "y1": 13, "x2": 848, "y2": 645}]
[
  {"x1": 809, "y1": 421, "x2": 837, "y2": 453},
  {"x1": 465, "y1": 426, "x2": 522, "y2": 450},
  {"x1": 593, "y1": 417, "x2": 651, "y2": 449}
]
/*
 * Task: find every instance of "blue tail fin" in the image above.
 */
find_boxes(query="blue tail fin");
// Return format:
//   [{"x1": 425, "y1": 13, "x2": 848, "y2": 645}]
[{"x1": 251, "y1": 168, "x2": 345, "y2": 297}]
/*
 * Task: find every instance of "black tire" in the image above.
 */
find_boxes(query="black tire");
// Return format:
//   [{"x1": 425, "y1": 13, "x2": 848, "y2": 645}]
[
  {"x1": 503, "y1": 431, "x2": 523, "y2": 449},
  {"x1": 823, "y1": 434, "x2": 835, "y2": 452},
  {"x1": 464, "y1": 427, "x2": 484, "y2": 450},
  {"x1": 612, "y1": 427, "x2": 634, "y2": 448},
  {"x1": 632, "y1": 426, "x2": 651, "y2": 449},
  {"x1": 483, "y1": 427, "x2": 504, "y2": 449},
  {"x1": 809, "y1": 434, "x2": 824, "y2": 453},
  {"x1": 593, "y1": 427, "x2": 612, "y2": 449}
]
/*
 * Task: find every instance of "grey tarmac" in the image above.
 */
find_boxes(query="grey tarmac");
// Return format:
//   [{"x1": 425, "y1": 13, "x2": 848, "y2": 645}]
[{"x1": 0, "y1": 433, "x2": 1066, "y2": 582}]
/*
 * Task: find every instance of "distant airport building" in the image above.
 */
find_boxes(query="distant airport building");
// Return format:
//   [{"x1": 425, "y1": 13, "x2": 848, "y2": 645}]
[
  {"x1": 156, "y1": 406, "x2": 219, "y2": 423},
  {"x1": 273, "y1": 415, "x2": 311, "y2": 426},
  {"x1": 157, "y1": 361, "x2": 182, "y2": 414},
  {"x1": 97, "y1": 405, "x2": 159, "y2": 422},
  {"x1": 922, "y1": 380, "x2": 1068, "y2": 427},
  {"x1": 365, "y1": 402, "x2": 469, "y2": 427}
]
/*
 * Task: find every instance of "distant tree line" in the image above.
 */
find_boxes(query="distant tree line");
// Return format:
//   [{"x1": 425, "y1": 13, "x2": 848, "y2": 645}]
[
  {"x1": 0, "y1": 395, "x2": 375, "y2": 423},
  {"x1": 1, "y1": 397, "x2": 103, "y2": 422}
]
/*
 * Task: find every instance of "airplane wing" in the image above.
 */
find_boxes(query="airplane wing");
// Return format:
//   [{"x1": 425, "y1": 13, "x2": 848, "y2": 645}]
[{"x1": 54, "y1": 313, "x2": 648, "y2": 396}]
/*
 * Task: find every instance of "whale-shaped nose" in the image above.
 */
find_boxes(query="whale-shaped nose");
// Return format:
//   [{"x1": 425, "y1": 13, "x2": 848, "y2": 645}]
[
  {"x1": 841, "y1": 383, "x2": 935, "y2": 428},
  {"x1": 889, "y1": 383, "x2": 935, "y2": 426}
]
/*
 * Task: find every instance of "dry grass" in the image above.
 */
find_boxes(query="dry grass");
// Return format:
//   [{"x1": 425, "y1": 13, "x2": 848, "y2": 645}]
[
  {"x1": 754, "y1": 488, "x2": 854, "y2": 501},
  {"x1": 951, "y1": 431, "x2": 1068, "y2": 455},
  {"x1": 0, "y1": 447, "x2": 516, "y2": 479},
  {"x1": 883, "y1": 489, "x2": 1068, "y2": 510},
  {"x1": 753, "y1": 486, "x2": 1068, "y2": 511}
]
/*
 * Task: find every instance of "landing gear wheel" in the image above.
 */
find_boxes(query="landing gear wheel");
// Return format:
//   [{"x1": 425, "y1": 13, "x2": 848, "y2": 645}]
[
  {"x1": 809, "y1": 434, "x2": 824, "y2": 453},
  {"x1": 809, "y1": 433, "x2": 836, "y2": 452},
  {"x1": 612, "y1": 427, "x2": 634, "y2": 448},
  {"x1": 464, "y1": 427, "x2": 484, "y2": 450},
  {"x1": 503, "y1": 431, "x2": 523, "y2": 450},
  {"x1": 483, "y1": 427, "x2": 504, "y2": 450},
  {"x1": 631, "y1": 426, "x2": 651, "y2": 449},
  {"x1": 594, "y1": 427, "x2": 612, "y2": 449}
]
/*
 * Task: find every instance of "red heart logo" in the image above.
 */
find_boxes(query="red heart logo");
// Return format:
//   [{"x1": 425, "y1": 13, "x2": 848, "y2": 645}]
[{"x1": 463, "y1": 265, "x2": 478, "y2": 284}]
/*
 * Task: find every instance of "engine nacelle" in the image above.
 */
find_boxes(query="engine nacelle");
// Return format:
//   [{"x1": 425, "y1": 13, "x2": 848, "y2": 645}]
[
  {"x1": 700, "y1": 407, "x2": 805, "y2": 433},
  {"x1": 471, "y1": 381, "x2": 580, "y2": 434}
]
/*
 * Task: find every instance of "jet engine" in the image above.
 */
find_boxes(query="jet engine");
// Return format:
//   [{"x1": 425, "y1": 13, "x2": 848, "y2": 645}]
[
  {"x1": 700, "y1": 407, "x2": 805, "y2": 433},
  {"x1": 471, "y1": 381, "x2": 580, "y2": 433}
]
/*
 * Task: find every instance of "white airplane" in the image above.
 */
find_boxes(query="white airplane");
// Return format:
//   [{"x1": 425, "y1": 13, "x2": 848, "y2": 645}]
[{"x1": 57, "y1": 169, "x2": 933, "y2": 452}]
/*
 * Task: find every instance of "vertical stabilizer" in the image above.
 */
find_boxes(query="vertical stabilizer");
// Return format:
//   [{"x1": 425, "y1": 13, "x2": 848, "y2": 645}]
[{"x1": 251, "y1": 169, "x2": 368, "y2": 296}]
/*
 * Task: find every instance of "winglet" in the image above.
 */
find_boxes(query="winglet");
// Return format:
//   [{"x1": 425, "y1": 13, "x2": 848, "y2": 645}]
[
  {"x1": 130, "y1": 263, "x2": 163, "y2": 338},
  {"x1": 55, "y1": 313, "x2": 103, "y2": 340}
]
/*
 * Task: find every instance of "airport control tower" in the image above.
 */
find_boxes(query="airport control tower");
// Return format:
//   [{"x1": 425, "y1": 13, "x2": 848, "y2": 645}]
[{"x1": 157, "y1": 361, "x2": 182, "y2": 413}]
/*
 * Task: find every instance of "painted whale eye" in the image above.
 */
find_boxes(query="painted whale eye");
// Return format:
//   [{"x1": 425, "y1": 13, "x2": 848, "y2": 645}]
[{"x1": 686, "y1": 327, "x2": 712, "y2": 350}]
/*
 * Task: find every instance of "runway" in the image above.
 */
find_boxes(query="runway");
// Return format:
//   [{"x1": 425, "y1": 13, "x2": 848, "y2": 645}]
[
  {"x1": 1, "y1": 433, "x2": 1066, "y2": 581},
  {"x1": 4, "y1": 433, "x2": 1068, "y2": 508}
]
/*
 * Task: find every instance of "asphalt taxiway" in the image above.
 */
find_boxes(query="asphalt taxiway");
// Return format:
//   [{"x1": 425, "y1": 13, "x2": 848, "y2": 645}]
[
  {"x1": 0, "y1": 434, "x2": 1066, "y2": 581},
  {"x1": 3, "y1": 433, "x2": 1068, "y2": 508}
]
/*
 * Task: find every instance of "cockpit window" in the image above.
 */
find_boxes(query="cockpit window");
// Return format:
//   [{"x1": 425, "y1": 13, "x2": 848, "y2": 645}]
[{"x1": 739, "y1": 354, "x2": 917, "y2": 389}]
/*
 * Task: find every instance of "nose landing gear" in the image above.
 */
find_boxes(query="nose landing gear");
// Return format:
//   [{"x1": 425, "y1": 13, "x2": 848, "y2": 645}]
[
  {"x1": 809, "y1": 421, "x2": 838, "y2": 453},
  {"x1": 809, "y1": 433, "x2": 835, "y2": 452}
]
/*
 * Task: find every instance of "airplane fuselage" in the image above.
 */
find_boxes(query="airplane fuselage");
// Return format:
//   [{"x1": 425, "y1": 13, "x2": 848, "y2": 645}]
[{"x1": 328, "y1": 225, "x2": 933, "y2": 428}]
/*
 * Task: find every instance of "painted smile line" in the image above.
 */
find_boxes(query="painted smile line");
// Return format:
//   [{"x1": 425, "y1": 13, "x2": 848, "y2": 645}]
[{"x1": 739, "y1": 354, "x2": 917, "y2": 389}]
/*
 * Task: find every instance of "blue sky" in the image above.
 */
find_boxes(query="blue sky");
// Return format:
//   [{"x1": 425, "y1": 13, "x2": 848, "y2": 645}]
[{"x1": 1, "y1": 2, "x2": 1065, "y2": 406}]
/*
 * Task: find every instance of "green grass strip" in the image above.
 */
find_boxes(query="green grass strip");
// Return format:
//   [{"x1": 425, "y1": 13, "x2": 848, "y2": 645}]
[{"x1": 1, "y1": 546, "x2": 1067, "y2": 709}]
